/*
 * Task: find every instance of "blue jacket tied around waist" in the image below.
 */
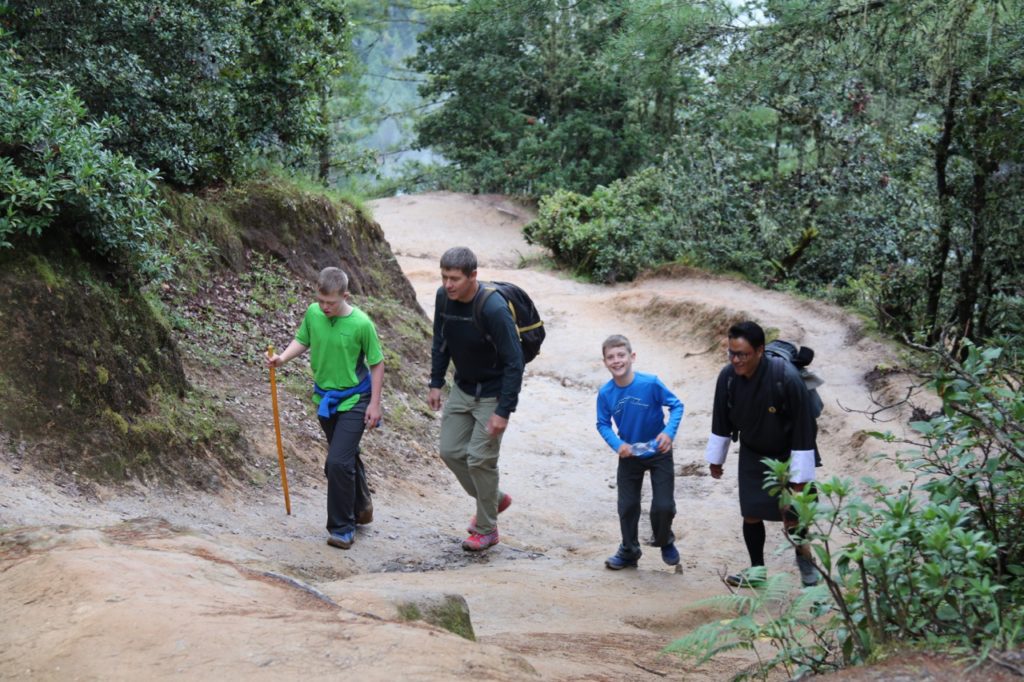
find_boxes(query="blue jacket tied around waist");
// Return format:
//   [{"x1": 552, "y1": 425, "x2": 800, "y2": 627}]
[{"x1": 314, "y1": 375, "x2": 371, "y2": 419}]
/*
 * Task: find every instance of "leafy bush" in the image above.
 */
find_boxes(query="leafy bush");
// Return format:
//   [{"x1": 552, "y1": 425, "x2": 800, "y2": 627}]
[
  {"x1": 669, "y1": 342, "x2": 1024, "y2": 679},
  {"x1": 524, "y1": 168, "x2": 679, "y2": 282},
  {"x1": 0, "y1": 43, "x2": 167, "y2": 275}
]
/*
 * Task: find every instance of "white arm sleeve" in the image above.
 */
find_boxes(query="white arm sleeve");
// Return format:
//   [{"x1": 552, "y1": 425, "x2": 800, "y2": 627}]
[
  {"x1": 705, "y1": 433, "x2": 730, "y2": 465},
  {"x1": 789, "y1": 449, "x2": 816, "y2": 483}
]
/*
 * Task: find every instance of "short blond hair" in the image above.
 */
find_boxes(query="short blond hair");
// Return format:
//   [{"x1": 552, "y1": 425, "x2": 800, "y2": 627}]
[
  {"x1": 318, "y1": 267, "x2": 349, "y2": 295},
  {"x1": 602, "y1": 334, "x2": 632, "y2": 357}
]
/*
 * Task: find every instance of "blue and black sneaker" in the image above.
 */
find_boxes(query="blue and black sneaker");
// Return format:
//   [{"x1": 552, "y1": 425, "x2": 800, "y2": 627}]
[
  {"x1": 660, "y1": 542, "x2": 680, "y2": 566},
  {"x1": 605, "y1": 553, "x2": 639, "y2": 570},
  {"x1": 327, "y1": 530, "x2": 355, "y2": 549}
]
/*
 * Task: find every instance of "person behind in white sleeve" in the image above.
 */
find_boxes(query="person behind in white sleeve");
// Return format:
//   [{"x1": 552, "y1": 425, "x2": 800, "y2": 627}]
[{"x1": 705, "y1": 321, "x2": 821, "y2": 588}]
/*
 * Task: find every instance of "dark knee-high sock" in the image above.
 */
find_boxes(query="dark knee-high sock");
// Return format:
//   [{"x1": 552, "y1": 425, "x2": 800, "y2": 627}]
[{"x1": 743, "y1": 521, "x2": 766, "y2": 567}]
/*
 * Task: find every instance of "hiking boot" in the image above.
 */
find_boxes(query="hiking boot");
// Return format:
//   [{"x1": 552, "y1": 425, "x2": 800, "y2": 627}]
[
  {"x1": 660, "y1": 543, "x2": 680, "y2": 566},
  {"x1": 605, "y1": 553, "x2": 639, "y2": 570},
  {"x1": 462, "y1": 528, "x2": 500, "y2": 552},
  {"x1": 327, "y1": 530, "x2": 354, "y2": 550},
  {"x1": 725, "y1": 567, "x2": 766, "y2": 588},
  {"x1": 796, "y1": 554, "x2": 820, "y2": 587},
  {"x1": 356, "y1": 505, "x2": 373, "y2": 525},
  {"x1": 467, "y1": 493, "x2": 513, "y2": 534}
]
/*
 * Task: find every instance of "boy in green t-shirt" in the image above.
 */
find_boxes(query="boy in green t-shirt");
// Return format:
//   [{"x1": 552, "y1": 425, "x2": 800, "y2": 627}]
[{"x1": 268, "y1": 267, "x2": 384, "y2": 549}]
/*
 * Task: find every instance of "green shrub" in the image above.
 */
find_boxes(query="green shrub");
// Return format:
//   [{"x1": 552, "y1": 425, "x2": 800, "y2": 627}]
[
  {"x1": 524, "y1": 168, "x2": 679, "y2": 282},
  {"x1": 669, "y1": 342, "x2": 1024, "y2": 678},
  {"x1": 0, "y1": 41, "x2": 167, "y2": 275}
]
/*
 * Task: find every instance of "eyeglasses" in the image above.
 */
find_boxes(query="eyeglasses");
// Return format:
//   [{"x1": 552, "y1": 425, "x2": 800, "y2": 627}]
[{"x1": 727, "y1": 349, "x2": 753, "y2": 360}]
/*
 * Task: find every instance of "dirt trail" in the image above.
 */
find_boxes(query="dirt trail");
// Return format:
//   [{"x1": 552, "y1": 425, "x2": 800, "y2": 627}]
[
  {"x1": 0, "y1": 191, "x2": 917, "y2": 681},
  {"x1": 361, "y1": 192, "x2": 913, "y2": 677}
]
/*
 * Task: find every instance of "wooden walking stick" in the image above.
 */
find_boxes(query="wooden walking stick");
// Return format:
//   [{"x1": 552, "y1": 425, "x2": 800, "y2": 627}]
[{"x1": 268, "y1": 345, "x2": 292, "y2": 515}]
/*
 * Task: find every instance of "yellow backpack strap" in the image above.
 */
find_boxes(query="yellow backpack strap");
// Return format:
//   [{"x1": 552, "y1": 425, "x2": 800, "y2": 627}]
[{"x1": 505, "y1": 299, "x2": 521, "y2": 338}]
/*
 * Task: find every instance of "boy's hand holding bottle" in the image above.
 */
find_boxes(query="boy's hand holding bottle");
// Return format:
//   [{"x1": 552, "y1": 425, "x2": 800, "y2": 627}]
[{"x1": 629, "y1": 433, "x2": 672, "y2": 458}]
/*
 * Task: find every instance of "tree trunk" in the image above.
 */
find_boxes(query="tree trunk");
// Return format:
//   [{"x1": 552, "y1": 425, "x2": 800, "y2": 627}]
[
  {"x1": 317, "y1": 85, "x2": 331, "y2": 185},
  {"x1": 796, "y1": 126, "x2": 805, "y2": 184},
  {"x1": 976, "y1": 270, "x2": 995, "y2": 340},
  {"x1": 773, "y1": 116, "x2": 782, "y2": 181},
  {"x1": 925, "y1": 75, "x2": 959, "y2": 343},
  {"x1": 955, "y1": 166, "x2": 988, "y2": 342},
  {"x1": 956, "y1": 84, "x2": 997, "y2": 345}
]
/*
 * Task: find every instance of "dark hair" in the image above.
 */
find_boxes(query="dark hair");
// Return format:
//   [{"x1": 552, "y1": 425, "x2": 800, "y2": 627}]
[
  {"x1": 728, "y1": 321, "x2": 765, "y2": 349},
  {"x1": 440, "y1": 246, "x2": 477, "y2": 276}
]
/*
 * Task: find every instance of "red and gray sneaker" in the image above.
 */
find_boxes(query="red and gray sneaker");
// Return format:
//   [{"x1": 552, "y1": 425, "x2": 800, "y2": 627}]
[
  {"x1": 467, "y1": 493, "x2": 513, "y2": 534},
  {"x1": 462, "y1": 528, "x2": 500, "y2": 552}
]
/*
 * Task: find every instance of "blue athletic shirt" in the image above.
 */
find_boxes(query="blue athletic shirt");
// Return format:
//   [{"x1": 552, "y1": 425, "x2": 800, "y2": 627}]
[{"x1": 596, "y1": 372, "x2": 685, "y2": 451}]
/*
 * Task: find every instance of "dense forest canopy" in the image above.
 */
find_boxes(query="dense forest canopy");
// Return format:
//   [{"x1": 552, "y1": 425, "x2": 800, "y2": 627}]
[{"x1": 412, "y1": 0, "x2": 1024, "y2": 350}]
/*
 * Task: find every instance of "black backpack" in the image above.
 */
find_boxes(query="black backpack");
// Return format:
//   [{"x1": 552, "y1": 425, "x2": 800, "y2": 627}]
[
  {"x1": 473, "y1": 282, "x2": 545, "y2": 363},
  {"x1": 761, "y1": 340, "x2": 824, "y2": 418}
]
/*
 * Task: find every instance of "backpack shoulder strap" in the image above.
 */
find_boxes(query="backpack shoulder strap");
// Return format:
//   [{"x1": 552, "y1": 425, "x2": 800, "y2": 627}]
[
  {"x1": 471, "y1": 284, "x2": 498, "y2": 340},
  {"x1": 435, "y1": 287, "x2": 451, "y2": 352},
  {"x1": 725, "y1": 367, "x2": 738, "y2": 441},
  {"x1": 769, "y1": 355, "x2": 788, "y2": 414},
  {"x1": 436, "y1": 287, "x2": 448, "y2": 332}
]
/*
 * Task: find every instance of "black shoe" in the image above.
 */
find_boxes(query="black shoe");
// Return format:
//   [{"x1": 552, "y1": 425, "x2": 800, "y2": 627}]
[{"x1": 725, "y1": 567, "x2": 766, "y2": 588}]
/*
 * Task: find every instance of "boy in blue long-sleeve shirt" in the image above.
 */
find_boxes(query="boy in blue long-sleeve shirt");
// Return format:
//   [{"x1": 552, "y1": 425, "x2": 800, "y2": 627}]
[{"x1": 596, "y1": 334, "x2": 684, "y2": 570}]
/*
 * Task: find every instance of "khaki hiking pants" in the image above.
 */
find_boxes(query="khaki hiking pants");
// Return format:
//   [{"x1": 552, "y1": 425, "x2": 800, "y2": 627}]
[{"x1": 439, "y1": 384, "x2": 507, "y2": 535}]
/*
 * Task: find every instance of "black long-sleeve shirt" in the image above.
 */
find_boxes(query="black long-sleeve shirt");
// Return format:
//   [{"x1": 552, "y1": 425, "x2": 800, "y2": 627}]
[{"x1": 430, "y1": 286, "x2": 524, "y2": 418}]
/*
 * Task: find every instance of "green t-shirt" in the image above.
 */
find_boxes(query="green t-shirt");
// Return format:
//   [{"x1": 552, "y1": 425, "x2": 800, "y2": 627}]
[{"x1": 295, "y1": 303, "x2": 384, "y2": 412}]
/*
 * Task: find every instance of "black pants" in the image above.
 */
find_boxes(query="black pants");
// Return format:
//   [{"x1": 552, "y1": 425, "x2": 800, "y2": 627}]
[
  {"x1": 616, "y1": 450, "x2": 676, "y2": 559},
  {"x1": 319, "y1": 408, "x2": 372, "y2": 534}
]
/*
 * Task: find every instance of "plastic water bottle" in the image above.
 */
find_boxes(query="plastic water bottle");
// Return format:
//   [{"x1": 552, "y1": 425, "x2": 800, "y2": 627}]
[{"x1": 631, "y1": 439, "x2": 660, "y2": 458}]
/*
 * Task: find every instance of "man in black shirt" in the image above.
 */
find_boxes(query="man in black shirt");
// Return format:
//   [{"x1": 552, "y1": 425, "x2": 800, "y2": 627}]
[
  {"x1": 428, "y1": 247, "x2": 525, "y2": 551},
  {"x1": 704, "y1": 321, "x2": 820, "y2": 587}
]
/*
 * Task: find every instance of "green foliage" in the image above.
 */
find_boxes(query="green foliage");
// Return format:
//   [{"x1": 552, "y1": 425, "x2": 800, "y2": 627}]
[
  {"x1": 410, "y1": 0, "x2": 684, "y2": 196},
  {"x1": 524, "y1": 168, "x2": 678, "y2": 282},
  {"x1": 7, "y1": 0, "x2": 351, "y2": 187},
  {"x1": 669, "y1": 343, "x2": 1024, "y2": 678},
  {"x1": 666, "y1": 569, "x2": 838, "y2": 680},
  {"x1": 411, "y1": 0, "x2": 1024, "y2": 343},
  {"x1": 0, "y1": 42, "x2": 167, "y2": 274}
]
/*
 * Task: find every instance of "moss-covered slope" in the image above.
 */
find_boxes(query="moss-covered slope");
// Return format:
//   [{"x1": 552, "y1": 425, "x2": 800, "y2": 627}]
[
  {"x1": 0, "y1": 251, "x2": 245, "y2": 485},
  {"x1": 0, "y1": 176, "x2": 430, "y2": 487}
]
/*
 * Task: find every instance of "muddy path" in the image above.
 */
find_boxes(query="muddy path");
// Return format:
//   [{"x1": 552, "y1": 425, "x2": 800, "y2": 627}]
[{"x1": 0, "y1": 192, "x2": 919, "y2": 681}]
